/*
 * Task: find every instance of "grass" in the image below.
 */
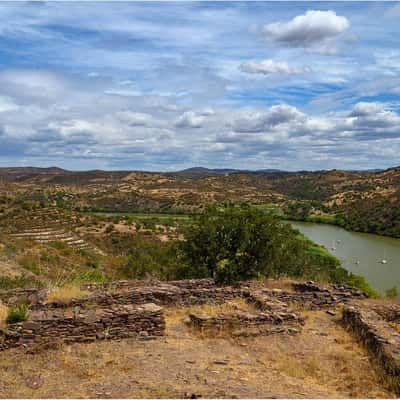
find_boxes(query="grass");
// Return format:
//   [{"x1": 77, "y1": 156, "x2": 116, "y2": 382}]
[
  {"x1": 6, "y1": 304, "x2": 28, "y2": 324},
  {"x1": 0, "y1": 301, "x2": 8, "y2": 326},
  {"x1": 46, "y1": 284, "x2": 90, "y2": 304}
]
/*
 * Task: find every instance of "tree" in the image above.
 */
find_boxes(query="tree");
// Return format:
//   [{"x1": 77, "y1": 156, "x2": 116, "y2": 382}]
[{"x1": 177, "y1": 206, "x2": 306, "y2": 284}]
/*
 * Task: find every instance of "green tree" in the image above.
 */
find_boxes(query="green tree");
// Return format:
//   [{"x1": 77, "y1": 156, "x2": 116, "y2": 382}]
[{"x1": 177, "y1": 206, "x2": 306, "y2": 284}]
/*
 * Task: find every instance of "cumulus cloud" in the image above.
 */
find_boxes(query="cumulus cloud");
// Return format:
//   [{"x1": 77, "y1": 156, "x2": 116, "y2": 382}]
[
  {"x1": 116, "y1": 111, "x2": 154, "y2": 126},
  {"x1": 347, "y1": 102, "x2": 400, "y2": 132},
  {"x1": 239, "y1": 59, "x2": 311, "y2": 75},
  {"x1": 263, "y1": 10, "x2": 349, "y2": 51},
  {"x1": 0, "y1": 69, "x2": 400, "y2": 171},
  {"x1": 175, "y1": 111, "x2": 207, "y2": 128},
  {"x1": 232, "y1": 104, "x2": 306, "y2": 133}
]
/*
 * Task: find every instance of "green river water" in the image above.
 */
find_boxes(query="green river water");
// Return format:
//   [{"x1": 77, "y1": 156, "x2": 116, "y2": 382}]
[{"x1": 291, "y1": 221, "x2": 400, "y2": 294}]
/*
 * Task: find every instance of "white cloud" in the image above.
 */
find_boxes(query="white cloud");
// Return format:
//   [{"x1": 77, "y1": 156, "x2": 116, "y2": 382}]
[
  {"x1": 0, "y1": 96, "x2": 19, "y2": 113},
  {"x1": 232, "y1": 104, "x2": 306, "y2": 133},
  {"x1": 263, "y1": 10, "x2": 349, "y2": 49},
  {"x1": 116, "y1": 111, "x2": 153, "y2": 126},
  {"x1": 239, "y1": 59, "x2": 311, "y2": 75},
  {"x1": 175, "y1": 111, "x2": 207, "y2": 128}
]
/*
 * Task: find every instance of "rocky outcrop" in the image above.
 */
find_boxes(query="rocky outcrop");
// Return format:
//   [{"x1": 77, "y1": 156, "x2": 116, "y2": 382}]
[
  {"x1": 342, "y1": 306, "x2": 400, "y2": 393},
  {"x1": 0, "y1": 303, "x2": 165, "y2": 352}
]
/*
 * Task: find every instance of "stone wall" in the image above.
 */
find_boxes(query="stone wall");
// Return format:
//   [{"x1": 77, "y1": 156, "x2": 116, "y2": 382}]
[
  {"x1": 0, "y1": 303, "x2": 165, "y2": 352},
  {"x1": 0, "y1": 288, "x2": 46, "y2": 306},
  {"x1": 342, "y1": 306, "x2": 400, "y2": 393},
  {"x1": 37, "y1": 285, "x2": 248, "y2": 310},
  {"x1": 80, "y1": 278, "x2": 216, "y2": 292},
  {"x1": 251, "y1": 282, "x2": 366, "y2": 310}
]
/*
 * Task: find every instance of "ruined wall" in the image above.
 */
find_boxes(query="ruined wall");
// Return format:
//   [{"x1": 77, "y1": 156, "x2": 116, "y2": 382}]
[
  {"x1": 0, "y1": 288, "x2": 46, "y2": 306},
  {"x1": 342, "y1": 306, "x2": 400, "y2": 393},
  {"x1": 252, "y1": 282, "x2": 366, "y2": 310},
  {"x1": 37, "y1": 285, "x2": 248, "y2": 310},
  {"x1": 80, "y1": 278, "x2": 216, "y2": 292},
  {"x1": 0, "y1": 303, "x2": 165, "y2": 352}
]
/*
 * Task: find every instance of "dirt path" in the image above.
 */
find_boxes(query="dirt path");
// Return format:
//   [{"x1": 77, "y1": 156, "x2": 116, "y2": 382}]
[{"x1": 0, "y1": 306, "x2": 393, "y2": 398}]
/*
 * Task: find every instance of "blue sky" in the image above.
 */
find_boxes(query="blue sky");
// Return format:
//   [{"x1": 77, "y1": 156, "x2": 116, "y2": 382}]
[{"x1": 0, "y1": 1, "x2": 400, "y2": 171}]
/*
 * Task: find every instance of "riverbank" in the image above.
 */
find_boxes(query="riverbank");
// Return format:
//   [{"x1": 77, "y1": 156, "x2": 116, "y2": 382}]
[{"x1": 292, "y1": 221, "x2": 400, "y2": 295}]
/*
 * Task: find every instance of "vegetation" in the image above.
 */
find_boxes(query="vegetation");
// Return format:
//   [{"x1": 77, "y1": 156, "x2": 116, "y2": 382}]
[
  {"x1": 172, "y1": 206, "x2": 377, "y2": 295},
  {"x1": 0, "y1": 301, "x2": 8, "y2": 325},
  {"x1": 176, "y1": 206, "x2": 306, "y2": 284},
  {"x1": 47, "y1": 285, "x2": 90, "y2": 304},
  {"x1": 6, "y1": 304, "x2": 29, "y2": 324},
  {"x1": 385, "y1": 287, "x2": 399, "y2": 299}
]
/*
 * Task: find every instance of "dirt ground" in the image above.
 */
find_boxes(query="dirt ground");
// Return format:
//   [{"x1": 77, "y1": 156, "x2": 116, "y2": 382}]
[{"x1": 0, "y1": 304, "x2": 394, "y2": 398}]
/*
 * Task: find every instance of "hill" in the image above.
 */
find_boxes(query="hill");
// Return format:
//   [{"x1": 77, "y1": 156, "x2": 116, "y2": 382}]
[{"x1": 1, "y1": 165, "x2": 400, "y2": 236}]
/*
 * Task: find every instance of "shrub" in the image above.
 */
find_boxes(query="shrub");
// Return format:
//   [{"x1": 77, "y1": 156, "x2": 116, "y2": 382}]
[
  {"x1": 386, "y1": 286, "x2": 398, "y2": 299},
  {"x1": 177, "y1": 206, "x2": 307, "y2": 285},
  {"x1": 6, "y1": 304, "x2": 29, "y2": 324},
  {"x1": 105, "y1": 224, "x2": 114, "y2": 234}
]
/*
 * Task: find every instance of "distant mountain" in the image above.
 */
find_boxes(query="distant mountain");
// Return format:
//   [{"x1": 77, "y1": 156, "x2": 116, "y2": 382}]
[
  {"x1": 0, "y1": 166, "x2": 67, "y2": 181},
  {"x1": 170, "y1": 167, "x2": 285, "y2": 179}
]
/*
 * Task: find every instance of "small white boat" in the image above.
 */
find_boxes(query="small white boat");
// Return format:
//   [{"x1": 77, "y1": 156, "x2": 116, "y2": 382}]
[
  {"x1": 331, "y1": 247, "x2": 336, "y2": 251},
  {"x1": 381, "y1": 249, "x2": 388, "y2": 264},
  {"x1": 336, "y1": 239, "x2": 341, "y2": 244},
  {"x1": 355, "y1": 260, "x2": 360, "y2": 265}
]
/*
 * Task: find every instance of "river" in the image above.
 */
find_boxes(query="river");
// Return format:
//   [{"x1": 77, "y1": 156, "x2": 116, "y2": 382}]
[{"x1": 291, "y1": 221, "x2": 400, "y2": 294}]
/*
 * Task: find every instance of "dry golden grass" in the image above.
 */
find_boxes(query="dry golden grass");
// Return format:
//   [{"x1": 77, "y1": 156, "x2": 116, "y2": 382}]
[
  {"x1": 0, "y1": 301, "x2": 8, "y2": 326},
  {"x1": 46, "y1": 284, "x2": 90, "y2": 304},
  {"x1": 0, "y1": 306, "x2": 394, "y2": 398}
]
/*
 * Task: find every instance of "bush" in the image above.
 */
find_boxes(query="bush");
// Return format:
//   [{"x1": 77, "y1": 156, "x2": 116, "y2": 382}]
[
  {"x1": 6, "y1": 304, "x2": 29, "y2": 324},
  {"x1": 386, "y1": 286, "x2": 398, "y2": 299},
  {"x1": 177, "y1": 206, "x2": 307, "y2": 285}
]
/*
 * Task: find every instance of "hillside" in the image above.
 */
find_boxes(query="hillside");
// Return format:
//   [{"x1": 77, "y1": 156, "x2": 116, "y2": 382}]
[{"x1": 1, "y1": 166, "x2": 400, "y2": 236}]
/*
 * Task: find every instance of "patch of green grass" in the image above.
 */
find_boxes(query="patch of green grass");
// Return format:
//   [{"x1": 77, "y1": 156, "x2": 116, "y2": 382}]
[
  {"x1": 252, "y1": 203, "x2": 285, "y2": 217},
  {"x1": 6, "y1": 304, "x2": 29, "y2": 324},
  {"x1": 70, "y1": 270, "x2": 108, "y2": 283}
]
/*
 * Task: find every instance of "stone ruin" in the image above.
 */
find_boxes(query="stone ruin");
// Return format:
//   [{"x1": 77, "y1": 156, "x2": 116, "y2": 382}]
[
  {"x1": 343, "y1": 305, "x2": 400, "y2": 393},
  {"x1": 189, "y1": 299, "x2": 304, "y2": 337},
  {"x1": 0, "y1": 278, "x2": 373, "y2": 353},
  {"x1": 0, "y1": 303, "x2": 164, "y2": 352}
]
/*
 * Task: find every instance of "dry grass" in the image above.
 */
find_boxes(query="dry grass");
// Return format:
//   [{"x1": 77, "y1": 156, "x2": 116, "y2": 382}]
[
  {"x1": 46, "y1": 284, "x2": 90, "y2": 304},
  {"x1": 0, "y1": 306, "x2": 394, "y2": 398},
  {"x1": 0, "y1": 300, "x2": 8, "y2": 326}
]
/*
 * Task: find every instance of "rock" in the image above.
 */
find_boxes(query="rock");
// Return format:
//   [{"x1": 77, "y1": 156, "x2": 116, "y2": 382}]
[
  {"x1": 25, "y1": 375, "x2": 44, "y2": 390},
  {"x1": 214, "y1": 359, "x2": 229, "y2": 365}
]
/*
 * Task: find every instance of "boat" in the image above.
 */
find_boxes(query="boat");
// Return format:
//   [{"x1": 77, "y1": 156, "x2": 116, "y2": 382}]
[
  {"x1": 355, "y1": 260, "x2": 360, "y2": 265},
  {"x1": 381, "y1": 249, "x2": 388, "y2": 264}
]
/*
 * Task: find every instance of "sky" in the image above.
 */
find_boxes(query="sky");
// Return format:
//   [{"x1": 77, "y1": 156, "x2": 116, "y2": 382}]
[{"x1": 0, "y1": 1, "x2": 400, "y2": 171}]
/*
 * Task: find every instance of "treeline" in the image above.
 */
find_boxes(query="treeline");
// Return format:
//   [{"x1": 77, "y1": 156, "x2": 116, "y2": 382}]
[{"x1": 284, "y1": 194, "x2": 400, "y2": 238}]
